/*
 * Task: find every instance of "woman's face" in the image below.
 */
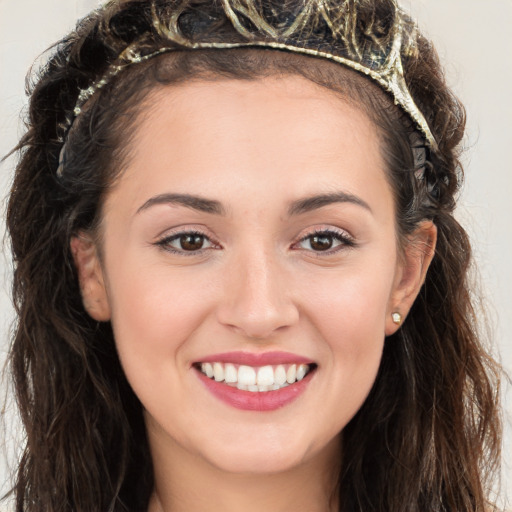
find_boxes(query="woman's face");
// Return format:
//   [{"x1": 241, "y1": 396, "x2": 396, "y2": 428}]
[{"x1": 74, "y1": 75, "x2": 432, "y2": 474}]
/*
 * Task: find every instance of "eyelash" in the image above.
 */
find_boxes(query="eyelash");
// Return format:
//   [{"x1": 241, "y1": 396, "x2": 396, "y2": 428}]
[
  {"x1": 155, "y1": 228, "x2": 356, "y2": 256},
  {"x1": 155, "y1": 230, "x2": 220, "y2": 256},
  {"x1": 293, "y1": 228, "x2": 356, "y2": 255}
]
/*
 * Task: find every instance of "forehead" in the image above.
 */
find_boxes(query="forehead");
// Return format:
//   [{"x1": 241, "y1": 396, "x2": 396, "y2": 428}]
[{"x1": 105, "y1": 75, "x2": 392, "y2": 218}]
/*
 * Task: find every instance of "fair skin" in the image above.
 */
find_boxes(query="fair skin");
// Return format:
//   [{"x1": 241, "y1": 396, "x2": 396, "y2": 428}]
[{"x1": 72, "y1": 75, "x2": 436, "y2": 512}]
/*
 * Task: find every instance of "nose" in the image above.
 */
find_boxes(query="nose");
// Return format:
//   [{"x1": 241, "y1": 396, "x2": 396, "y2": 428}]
[{"x1": 216, "y1": 248, "x2": 299, "y2": 339}]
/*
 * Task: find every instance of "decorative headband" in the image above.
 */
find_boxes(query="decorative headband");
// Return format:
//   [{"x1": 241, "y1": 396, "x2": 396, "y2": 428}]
[{"x1": 57, "y1": 0, "x2": 435, "y2": 177}]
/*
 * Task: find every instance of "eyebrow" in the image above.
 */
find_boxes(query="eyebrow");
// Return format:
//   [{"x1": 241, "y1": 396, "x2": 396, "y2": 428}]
[
  {"x1": 287, "y1": 192, "x2": 372, "y2": 216},
  {"x1": 136, "y1": 193, "x2": 226, "y2": 215},
  {"x1": 136, "y1": 191, "x2": 371, "y2": 217}
]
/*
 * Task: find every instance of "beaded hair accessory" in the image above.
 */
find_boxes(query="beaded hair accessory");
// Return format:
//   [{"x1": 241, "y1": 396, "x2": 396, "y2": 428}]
[{"x1": 57, "y1": 0, "x2": 435, "y2": 177}]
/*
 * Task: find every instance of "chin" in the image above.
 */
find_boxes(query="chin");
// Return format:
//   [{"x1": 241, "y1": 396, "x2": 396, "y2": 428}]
[
  {"x1": 193, "y1": 426, "x2": 336, "y2": 476},
  {"x1": 205, "y1": 445, "x2": 310, "y2": 475}
]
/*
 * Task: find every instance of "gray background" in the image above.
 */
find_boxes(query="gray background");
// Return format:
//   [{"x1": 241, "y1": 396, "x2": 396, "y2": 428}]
[{"x1": 1, "y1": 0, "x2": 511, "y2": 506}]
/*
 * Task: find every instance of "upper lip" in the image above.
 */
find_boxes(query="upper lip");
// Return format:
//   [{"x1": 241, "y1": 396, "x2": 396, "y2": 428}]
[{"x1": 194, "y1": 351, "x2": 314, "y2": 366}]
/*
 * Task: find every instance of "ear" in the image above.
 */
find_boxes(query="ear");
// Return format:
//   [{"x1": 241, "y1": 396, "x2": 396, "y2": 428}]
[
  {"x1": 70, "y1": 233, "x2": 111, "y2": 322},
  {"x1": 385, "y1": 221, "x2": 437, "y2": 335}
]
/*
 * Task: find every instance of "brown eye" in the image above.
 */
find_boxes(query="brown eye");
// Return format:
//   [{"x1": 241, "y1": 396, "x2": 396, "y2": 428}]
[
  {"x1": 296, "y1": 229, "x2": 355, "y2": 254},
  {"x1": 157, "y1": 231, "x2": 216, "y2": 254},
  {"x1": 179, "y1": 234, "x2": 205, "y2": 251},
  {"x1": 309, "y1": 234, "x2": 333, "y2": 251}
]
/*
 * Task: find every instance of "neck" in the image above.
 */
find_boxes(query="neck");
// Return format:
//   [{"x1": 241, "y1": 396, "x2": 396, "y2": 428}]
[{"x1": 146, "y1": 424, "x2": 341, "y2": 512}]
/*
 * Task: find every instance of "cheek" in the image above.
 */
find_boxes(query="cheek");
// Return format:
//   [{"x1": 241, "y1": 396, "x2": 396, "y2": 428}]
[
  {"x1": 302, "y1": 259, "x2": 395, "y2": 345},
  {"x1": 298, "y1": 259, "x2": 395, "y2": 413},
  {"x1": 105, "y1": 259, "x2": 218, "y2": 376},
  {"x1": 322, "y1": 284, "x2": 387, "y2": 372}
]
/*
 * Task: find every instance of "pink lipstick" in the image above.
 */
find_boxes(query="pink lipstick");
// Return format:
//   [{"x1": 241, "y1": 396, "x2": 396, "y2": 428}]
[{"x1": 193, "y1": 351, "x2": 316, "y2": 411}]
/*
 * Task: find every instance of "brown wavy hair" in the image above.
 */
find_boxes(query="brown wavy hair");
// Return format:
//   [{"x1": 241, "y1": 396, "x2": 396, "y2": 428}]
[{"x1": 4, "y1": 0, "x2": 502, "y2": 511}]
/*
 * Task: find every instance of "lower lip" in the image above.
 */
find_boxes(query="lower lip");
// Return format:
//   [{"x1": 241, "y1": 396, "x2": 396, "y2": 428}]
[{"x1": 195, "y1": 369, "x2": 314, "y2": 411}]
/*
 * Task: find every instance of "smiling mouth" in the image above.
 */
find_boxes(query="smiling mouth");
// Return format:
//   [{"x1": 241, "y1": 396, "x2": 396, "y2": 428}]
[{"x1": 193, "y1": 362, "x2": 317, "y2": 392}]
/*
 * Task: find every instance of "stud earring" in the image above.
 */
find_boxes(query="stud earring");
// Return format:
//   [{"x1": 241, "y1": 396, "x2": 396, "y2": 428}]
[{"x1": 392, "y1": 312, "x2": 402, "y2": 325}]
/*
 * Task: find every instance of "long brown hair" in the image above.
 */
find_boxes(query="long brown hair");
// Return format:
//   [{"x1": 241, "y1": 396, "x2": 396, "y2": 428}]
[{"x1": 5, "y1": 1, "x2": 501, "y2": 511}]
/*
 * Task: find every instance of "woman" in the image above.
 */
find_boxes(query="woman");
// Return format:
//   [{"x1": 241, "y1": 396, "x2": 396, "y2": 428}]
[{"x1": 4, "y1": 0, "x2": 502, "y2": 510}]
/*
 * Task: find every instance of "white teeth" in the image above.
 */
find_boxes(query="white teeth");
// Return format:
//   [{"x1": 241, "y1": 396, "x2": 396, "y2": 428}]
[
  {"x1": 202, "y1": 362, "x2": 214, "y2": 378},
  {"x1": 198, "y1": 361, "x2": 313, "y2": 391},
  {"x1": 238, "y1": 365, "x2": 256, "y2": 386},
  {"x1": 256, "y1": 365, "x2": 274, "y2": 386},
  {"x1": 224, "y1": 363, "x2": 237, "y2": 383},
  {"x1": 296, "y1": 364, "x2": 308, "y2": 381},
  {"x1": 274, "y1": 365, "x2": 287, "y2": 385},
  {"x1": 213, "y1": 362, "x2": 224, "y2": 382},
  {"x1": 286, "y1": 364, "x2": 297, "y2": 383}
]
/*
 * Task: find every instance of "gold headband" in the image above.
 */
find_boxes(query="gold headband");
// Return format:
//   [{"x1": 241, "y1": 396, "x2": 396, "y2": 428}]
[{"x1": 57, "y1": 0, "x2": 435, "y2": 177}]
